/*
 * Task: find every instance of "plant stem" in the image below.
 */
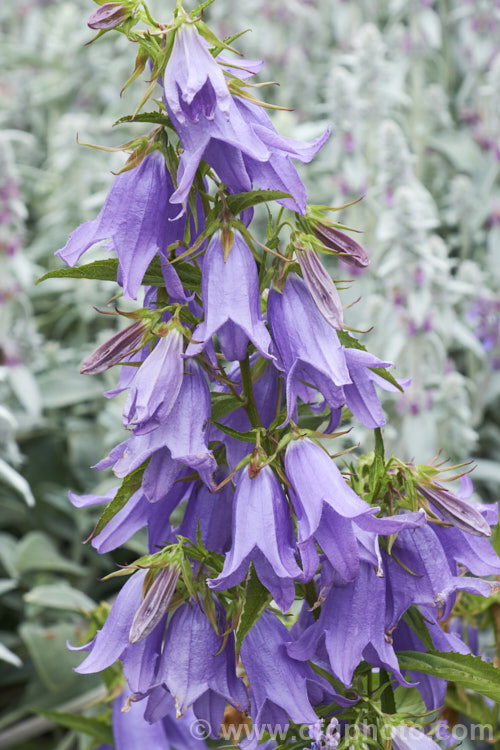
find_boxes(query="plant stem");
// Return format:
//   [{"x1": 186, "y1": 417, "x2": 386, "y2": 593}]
[{"x1": 240, "y1": 354, "x2": 262, "y2": 429}]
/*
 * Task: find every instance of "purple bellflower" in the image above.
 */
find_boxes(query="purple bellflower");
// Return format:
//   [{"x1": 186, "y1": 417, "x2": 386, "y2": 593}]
[
  {"x1": 288, "y1": 562, "x2": 411, "y2": 688},
  {"x1": 151, "y1": 600, "x2": 248, "y2": 737},
  {"x1": 56, "y1": 151, "x2": 187, "y2": 300},
  {"x1": 208, "y1": 466, "x2": 301, "y2": 611},
  {"x1": 240, "y1": 611, "x2": 353, "y2": 738},
  {"x1": 163, "y1": 44, "x2": 329, "y2": 212},
  {"x1": 186, "y1": 231, "x2": 272, "y2": 361},
  {"x1": 70, "y1": 569, "x2": 165, "y2": 696},
  {"x1": 163, "y1": 23, "x2": 231, "y2": 125},
  {"x1": 268, "y1": 274, "x2": 350, "y2": 429},
  {"x1": 122, "y1": 327, "x2": 184, "y2": 435},
  {"x1": 391, "y1": 725, "x2": 442, "y2": 750},
  {"x1": 101, "y1": 690, "x2": 204, "y2": 750},
  {"x1": 97, "y1": 359, "x2": 216, "y2": 487}
]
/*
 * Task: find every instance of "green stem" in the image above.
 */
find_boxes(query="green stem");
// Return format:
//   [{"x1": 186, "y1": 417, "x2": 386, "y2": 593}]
[{"x1": 240, "y1": 354, "x2": 262, "y2": 429}]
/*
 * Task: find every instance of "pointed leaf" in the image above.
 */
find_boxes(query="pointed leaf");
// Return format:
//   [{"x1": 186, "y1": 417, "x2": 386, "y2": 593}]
[
  {"x1": 397, "y1": 651, "x2": 500, "y2": 703},
  {"x1": 34, "y1": 709, "x2": 113, "y2": 745},
  {"x1": 92, "y1": 462, "x2": 148, "y2": 539},
  {"x1": 235, "y1": 567, "x2": 271, "y2": 652}
]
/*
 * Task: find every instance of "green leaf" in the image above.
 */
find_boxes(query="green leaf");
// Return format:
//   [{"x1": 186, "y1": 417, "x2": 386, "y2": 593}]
[
  {"x1": 36, "y1": 256, "x2": 202, "y2": 293},
  {"x1": 34, "y1": 709, "x2": 113, "y2": 745},
  {"x1": 211, "y1": 420, "x2": 258, "y2": 444},
  {"x1": 379, "y1": 668, "x2": 396, "y2": 714},
  {"x1": 402, "y1": 606, "x2": 434, "y2": 651},
  {"x1": 92, "y1": 463, "x2": 148, "y2": 539},
  {"x1": 235, "y1": 567, "x2": 271, "y2": 652},
  {"x1": 397, "y1": 650, "x2": 500, "y2": 703},
  {"x1": 24, "y1": 584, "x2": 96, "y2": 613},
  {"x1": 225, "y1": 189, "x2": 292, "y2": 216},
  {"x1": 14, "y1": 532, "x2": 86, "y2": 576},
  {"x1": 19, "y1": 623, "x2": 94, "y2": 693},
  {"x1": 210, "y1": 392, "x2": 244, "y2": 421}
]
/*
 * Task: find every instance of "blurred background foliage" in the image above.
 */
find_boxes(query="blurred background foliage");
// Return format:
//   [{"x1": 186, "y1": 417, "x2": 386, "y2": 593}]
[{"x1": 0, "y1": 0, "x2": 499, "y2": 748}]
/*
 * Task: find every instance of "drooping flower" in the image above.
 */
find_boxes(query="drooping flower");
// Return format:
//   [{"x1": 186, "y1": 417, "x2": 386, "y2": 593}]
[
  {"x1": 151, "y1": 600, "x2": 248, "y2": 737},
  {"x1": 208, "y1": 466, "x2": 301, "y2": 611},
  {"x1": 163, "y1": 22, "x2": 231, "y2": 125},
  {"x1": 165, "y1": 72, "x2": 329, "y2": 212},
  {"x1": 267, "y1": 274, "x2": 350, "y2": 429},
  {"x1": 122, "y1": 327, "x2": 184, "y2": 435},
  {"x1": 288, "y1": 562, "x2": 411, "y2": 688},
  {"x1": 240, "y1": 611, "x2": 353, "y2": 737},
  {"x1": 97, "y1": 359, "x2": 216, "y2": 487},
  {"x1": 186, "y1": 231, "x2": 272, "y2": 361},
  {"x1": 56, "y1": 151, "x2": 186, "y2": 300},
  {"x1": 101, "y1": 690, "x2": 205, "y2": 750},
  {"x1": 391, "y1": 725, "x2": 442, "y2": 750},
  {"x1": 71, "y1": 569, "x2": 165, "y2": 696}
]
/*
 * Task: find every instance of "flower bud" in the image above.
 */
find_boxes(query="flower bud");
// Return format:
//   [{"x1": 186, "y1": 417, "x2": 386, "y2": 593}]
[
  {"x1": 129, "y1": 565, "x2": 180, "y2": 644},
  {"x1": 312, "y1": 223, "x2": 370, "y2": 269},
  {"x1": 87, "y1": 3, "x2": 130, "y2": 30},
  {"x1": 296, "y1": 242, "x2": 343, "y2": 329},
  {"x1": 80, "y1": 319, "x2": 146, "y2": 375},
  {"x1": 417, "y1": 481, "x2": 492, "y2": 537}
]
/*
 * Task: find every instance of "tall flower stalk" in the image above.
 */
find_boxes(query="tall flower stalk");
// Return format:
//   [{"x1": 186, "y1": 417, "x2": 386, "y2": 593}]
[{"x1": 41, "y1": 1, "x2": 500, "y2": 748}]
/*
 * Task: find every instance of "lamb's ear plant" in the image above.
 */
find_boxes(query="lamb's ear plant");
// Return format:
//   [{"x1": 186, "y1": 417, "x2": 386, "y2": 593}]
[{"x1": 33, "y1": 1, "x2": 500, "y2": 748}]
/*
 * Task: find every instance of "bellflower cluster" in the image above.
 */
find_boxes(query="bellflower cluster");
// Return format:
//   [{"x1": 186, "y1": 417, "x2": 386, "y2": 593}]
[{"x1": 47, "y1": 2, "x2": 500, "y2": 748}]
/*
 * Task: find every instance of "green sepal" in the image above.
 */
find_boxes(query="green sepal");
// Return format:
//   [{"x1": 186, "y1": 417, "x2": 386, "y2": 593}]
[
  {"x1": 235, "y1": 566, "x2": 271, "y2": 653},
  {"x1": 190, "y1": 0, "x2": 217, "y2": 17}
]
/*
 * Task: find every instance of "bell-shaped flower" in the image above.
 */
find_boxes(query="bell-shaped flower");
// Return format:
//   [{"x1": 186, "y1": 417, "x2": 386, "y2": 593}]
[
  {"x1": 123, "y1": 327, "x2": 184, "y2": 435},
  {"x1": 285, "y1": 439, "x2": 371, "y2": 540},
  {"x1": 391, "y1": 725, "x2": 443, "y2": 750},
  {"x1": 165, "y1": 75, "x2": 329, "y2": 213},
  {"x1": 208, "y1": 466, "x2": 301, "y2": 611},
  {"x1": 240, "y1": 611, "x2": 352, "y2": 734},
  {"x1": 163, "y1": 23, "x2": 231, "y2": 125},
  {"x1": 104, "y1": 690, "x2": 205, "y2": 750},
  {"x1": 56, "y1": 151, "x2": 186, "y2": 300},
  {"x1": 268, "y1": 274, "x2": 350, "y2": 429},
  {"x1": 71, "y1": 569, "x2": 165, "y2": 695},
  {"x1": 343, "y1": 348, "x2": 394, "y2": 429},
  {"x1": 99, "y1": 359, "x2": 216, "y2": 486},
  {"x1": 383, "y1": 525, "x2": 496, "y2": 627},
  {"x1": 153, "y1": 600, "x2": 248, "y2": 737},
  {"x1": 186, "y1": 231, "x2": 272, "y2": 361},
  {"x1": 288, "y1": 562, "x2": 410, "y2": 688}
]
